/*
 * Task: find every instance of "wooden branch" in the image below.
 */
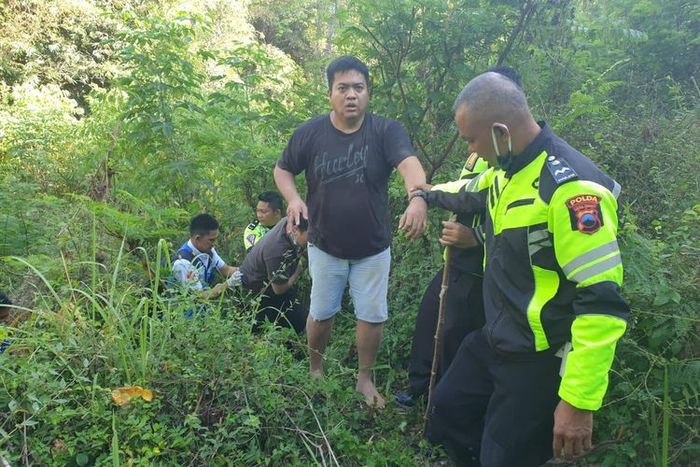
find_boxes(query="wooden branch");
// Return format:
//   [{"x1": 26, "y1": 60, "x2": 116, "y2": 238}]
[
  {"x1": 416, "y1": 38, "x2": 463, "y2": 130},
  {"x1": 366, "y1": 12, "x2": 430, "y2": 161},
  {"x1": 496, "y1": 0, "x2": 538, "y2": 66},
  {"x1": 423, "y1": 233, "x2": 454, "y2": 435},
  {"x1": 427, "y1": 131, "x2": 460, "y2": 182},
  {"x1": 362, "y1": 25, "x2": 394, "y2": 63}
]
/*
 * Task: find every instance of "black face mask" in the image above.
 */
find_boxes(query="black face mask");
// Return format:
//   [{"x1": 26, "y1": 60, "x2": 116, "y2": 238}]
[{"x1": 496, "y1": 153, "x2": 516, "y2": 171}]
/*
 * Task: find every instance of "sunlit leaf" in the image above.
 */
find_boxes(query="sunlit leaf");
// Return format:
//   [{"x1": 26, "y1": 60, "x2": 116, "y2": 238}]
[{"x1": 111, "y1": 386, "x2": 154, "y2": 406}]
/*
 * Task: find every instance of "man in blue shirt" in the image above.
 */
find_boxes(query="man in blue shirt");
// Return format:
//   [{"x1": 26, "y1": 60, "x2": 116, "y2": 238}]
[{"x1": 172, "y1": 214, "x2": 239, "y2": 299}]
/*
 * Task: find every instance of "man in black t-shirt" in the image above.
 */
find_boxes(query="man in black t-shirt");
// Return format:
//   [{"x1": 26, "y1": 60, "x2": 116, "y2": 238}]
[
  {"x1": 274, "y1": 56, "x2": 428, "y2": 408},
  {"x1": 238, "y1": 217, "x2": 308, "y2": 334}
]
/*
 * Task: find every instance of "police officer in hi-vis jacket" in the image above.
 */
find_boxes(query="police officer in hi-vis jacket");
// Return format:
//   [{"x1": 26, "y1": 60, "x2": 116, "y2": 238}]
[{"x1": 412, "y1": 72, "x2": 629, "y2": 467}]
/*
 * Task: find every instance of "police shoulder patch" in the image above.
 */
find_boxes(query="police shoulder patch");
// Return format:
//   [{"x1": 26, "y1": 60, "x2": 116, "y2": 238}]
[
  {"x1": 566, "y1": 194, "x2": 604, "y2": 235},
  {"x1": 246, "y1": 234, "x2": 258, "y2": 246},
  {"x1": 546, "y1": 155, "x2": 578, "y2": 185},
  {"x1": 465, "y1": 152, "x2": 479, "y2": 172}
]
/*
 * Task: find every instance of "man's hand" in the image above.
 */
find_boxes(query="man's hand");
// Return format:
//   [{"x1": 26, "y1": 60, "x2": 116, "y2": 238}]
[
  {"x1": 553, "y1": 399, "x2": 593, "y2": 461},
  {"x1": 439, "y1": 221, "x2": 478, "y2": 249},
  {"x1": 221, "y1": 265, "x2": 239, "y2": 278},
  {"x1": 202, "y1": 282, "x2": 228, "y2": 299},
  {"x1": 286, "y1": 198, "x2": 308, "y2": 234},
  {"x1": 399, "y1": 197, "x2": 428, "y2": 240}
]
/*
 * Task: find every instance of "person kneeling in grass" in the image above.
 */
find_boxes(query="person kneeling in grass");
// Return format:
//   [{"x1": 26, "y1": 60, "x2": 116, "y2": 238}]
[
  {"x1": 172, "y1": 214, "x2": 239, "y2": 300},
  {"x1": 237, "y1": 216, "x2": 308, "y2": 335}
]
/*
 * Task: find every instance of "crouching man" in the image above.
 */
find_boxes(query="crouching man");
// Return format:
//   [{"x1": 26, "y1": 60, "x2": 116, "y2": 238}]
[
  {"x1": 237, "y1": 217, "x2": 308, "y2": 334},
  {"x1": 172, "y1": 213, "x2": 239, "y2": 300}
]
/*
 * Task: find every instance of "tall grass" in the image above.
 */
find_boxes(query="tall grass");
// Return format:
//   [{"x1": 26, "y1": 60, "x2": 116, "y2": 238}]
[{"x1": 0, "y1": 240, "x2": 427, "y2": 465}]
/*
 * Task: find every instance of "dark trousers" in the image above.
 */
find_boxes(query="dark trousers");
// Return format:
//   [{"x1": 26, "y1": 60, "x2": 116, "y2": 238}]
[
  {"x1": 250, "y1": 286, "x2": 307, "y2": 335},
  {"x1": 408, "y1": 267, "x2": 484, "y2": 397},
  {"x1": 427, "y1": 329, "x2": 562, "y2": 467}
]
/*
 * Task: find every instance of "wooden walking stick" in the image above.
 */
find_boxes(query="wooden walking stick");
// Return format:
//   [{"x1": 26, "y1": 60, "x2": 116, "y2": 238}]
[{"x1": 422, "y1": 216, "x2": 455, "y2": 435}]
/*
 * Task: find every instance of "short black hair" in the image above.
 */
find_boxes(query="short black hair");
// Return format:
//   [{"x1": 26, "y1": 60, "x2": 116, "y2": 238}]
[
  {"x1": 258, "y1": 191, "x2": 284, "y2": 213},
  {"x1": 487, "y1": 65, "x2": 523, "y2": 89},
  {"x1": 189, "y1": 213, "x2": 219, "y2": 236},
  {"x1": 453, "y1": 72, "x2": 530, "y2": 120},
  {"x1": 326, "y1": 56, "x2": 370, "y2": 90}
]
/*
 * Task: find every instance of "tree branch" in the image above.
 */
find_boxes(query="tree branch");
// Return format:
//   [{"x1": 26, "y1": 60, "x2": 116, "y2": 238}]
[{"x1": 496, "y1": 0, "x2": 538, "y2": 66}]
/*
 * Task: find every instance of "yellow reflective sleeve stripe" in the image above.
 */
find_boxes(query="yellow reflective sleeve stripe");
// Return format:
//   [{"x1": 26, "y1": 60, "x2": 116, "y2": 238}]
[
  {"x1": 433, "y1": 166, "x2": 493, "y2": 195},
  {"x1": 528, "y1": 265, "x2": 559, "y2": 351},
  {"x1": 558, "y1": 314, "x2": 627, "y2": 410},
  {"x1": 527, "y1": 229, "x2": 552, "y2": 257},
  {"x1": 570, "y1": 253, "x2": 622, "y2": 284},
  {"x1": 467, "y1": 172, "x2": 483, "y2": 192},
  {"x1": 469, "y1": 167, "x2": 497, "y2": 193},
  {"x1": 432, "y1": 179, "x2": 470, "y2": 194},
  {"x1": 548, "y1": 180, "x2": 623, "y2": 288},
  {"x1": 561, "y1": 240, "x2": 619, "y2": 277}
]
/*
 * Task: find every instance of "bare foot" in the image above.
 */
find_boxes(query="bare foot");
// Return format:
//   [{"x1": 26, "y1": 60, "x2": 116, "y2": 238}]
[{"x1": 356, "y1": 378, "x2": 386, "y2": 409}]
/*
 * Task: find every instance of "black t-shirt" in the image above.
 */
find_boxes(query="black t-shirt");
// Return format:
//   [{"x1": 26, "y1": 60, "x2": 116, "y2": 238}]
[
  {"x1": 239, "y1": 218, "x2": 301, "y2": 293},
  {"x1": 277, "y1": 113, "x2": 414, "y2": 259}
]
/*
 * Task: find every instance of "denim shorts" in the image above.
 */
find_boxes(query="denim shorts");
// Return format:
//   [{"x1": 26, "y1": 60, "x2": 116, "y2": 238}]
[{"x1": 307, "y1": 244, "x2": 391, "y2": 323}]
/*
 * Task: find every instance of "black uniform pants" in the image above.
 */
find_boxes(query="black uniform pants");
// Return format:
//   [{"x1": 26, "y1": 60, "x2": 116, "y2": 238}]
[
  {"x1": 408, "y1": 267, "x2": 484, "y2": 397},
  {"x1": 250, "y1": 286, "x2": 307, "y2": 335},
  {"x1": 427, "y1": 329, "x2": 562, "y2": 467}
]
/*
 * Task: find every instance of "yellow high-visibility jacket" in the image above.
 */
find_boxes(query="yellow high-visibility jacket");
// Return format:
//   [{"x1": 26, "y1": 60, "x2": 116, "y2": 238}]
[{"x1": 420, "y1": 123, "x2": 628, "y2": 411}]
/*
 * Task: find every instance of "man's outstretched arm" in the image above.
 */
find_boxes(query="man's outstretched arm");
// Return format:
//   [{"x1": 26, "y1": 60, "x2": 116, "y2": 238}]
[{"x1": 397, "y1": 156, "x2": 428, "y2": 240}]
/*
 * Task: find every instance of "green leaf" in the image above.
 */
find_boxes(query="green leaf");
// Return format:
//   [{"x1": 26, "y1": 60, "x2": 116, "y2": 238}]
[{"x1": 76, "y1": 453, "x2": 89, "y2": 466}]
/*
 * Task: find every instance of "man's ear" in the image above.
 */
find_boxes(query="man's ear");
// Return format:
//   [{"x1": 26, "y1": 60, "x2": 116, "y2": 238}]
[{"x1": 493, "y1": 123, "x2": 509, "y2": 136}]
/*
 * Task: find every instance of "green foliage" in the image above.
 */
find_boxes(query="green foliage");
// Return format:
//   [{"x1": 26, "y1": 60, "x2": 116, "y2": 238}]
[
  {"x1": 0, "y1": 80, "x2": 83, "y2": 192},
  {"x1": 337, "y1": 0, "x2": 521, "y2": 181},
  {"x1": 0, "y1": 248, "x2": 430, "y2": 465},
  {"x1": 0, "y1": 0, "x2": 122, "y2": 108},
  {"x1": 248, "y1": 0, "x2": 337, "y2": 64},
  {"x1": 0, "y1": 0, "x2": 698, "y2": 464}
]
